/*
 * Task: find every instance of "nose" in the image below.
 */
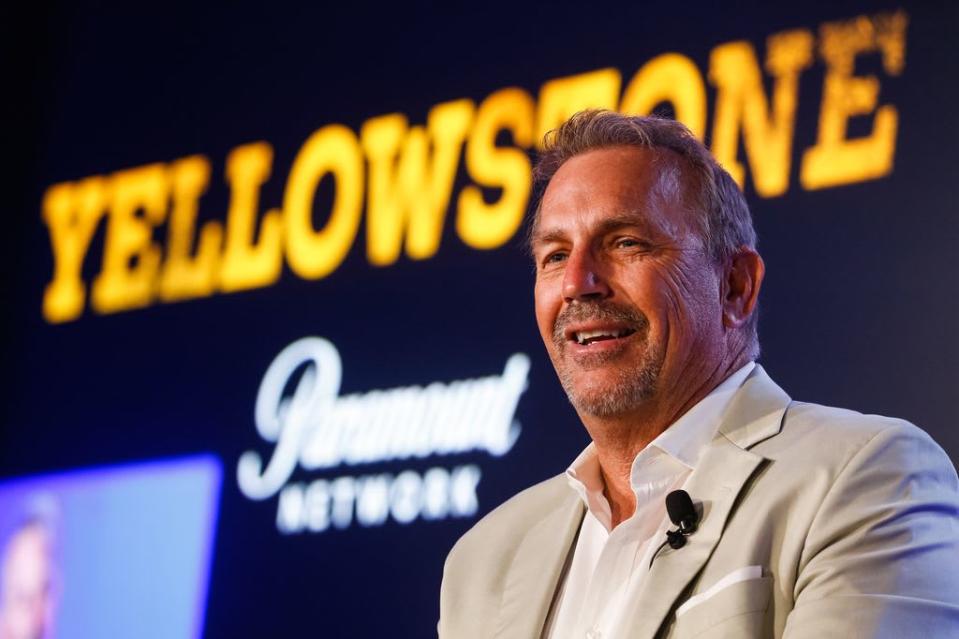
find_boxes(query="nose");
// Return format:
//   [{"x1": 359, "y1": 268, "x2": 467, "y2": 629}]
[{"x1": 562, "y1": 248, "x2": 610, "y2": 302}]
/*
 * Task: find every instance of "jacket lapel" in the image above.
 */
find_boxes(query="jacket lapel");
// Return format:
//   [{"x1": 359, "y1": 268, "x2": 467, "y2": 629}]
[
  {"x1": 495, "y1": 491, "x2": 585, "y2": 638},
  {"x1": 625, "y1": 365, "x2": 791, "y2": 638}
]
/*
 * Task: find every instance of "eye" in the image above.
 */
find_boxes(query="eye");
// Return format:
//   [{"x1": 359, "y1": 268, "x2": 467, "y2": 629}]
[
  {"x1": 612, "y1": 236, "x2": 651, "y2": 251},
  {"x1": 542, "y1": 251, "x2": 568, "y2": 266}
]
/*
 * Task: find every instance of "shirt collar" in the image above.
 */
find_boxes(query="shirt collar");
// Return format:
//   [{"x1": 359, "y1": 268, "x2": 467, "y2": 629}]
[
  {"x1": 565, "y1": 362, "x2": 756, "y2": 516},
  {"x1": 646, "y1": 361, "x2": 756, "y2": 471}
]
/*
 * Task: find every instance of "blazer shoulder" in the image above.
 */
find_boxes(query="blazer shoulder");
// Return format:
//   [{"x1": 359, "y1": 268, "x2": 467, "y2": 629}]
[
  {"x1": 439, "y1": 475, "x2": 581, "y2": 637},
  {"x1": 759, "y1": 399, "x2": 957, "y2": 486},
  {"x1": 446, "y1": 473, "x2": 578, "y2": 572},
  {"x1": 775, "y1": 400, "x2": 941, "y2": 452},
  {"x1": 447, "y1": 473, "x2": 574, "y2": 565},
  {"x1": 786, "y1": 400, "x2": 910, "y2": 433}
]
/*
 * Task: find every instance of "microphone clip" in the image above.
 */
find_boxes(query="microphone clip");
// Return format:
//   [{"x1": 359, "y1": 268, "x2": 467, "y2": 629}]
[
  {"x1": 665, "y1": 527, "x2": 688, "y2": 550},
  {"x1": 649, "y1": 490, "x2": 700, "y2": 568}
]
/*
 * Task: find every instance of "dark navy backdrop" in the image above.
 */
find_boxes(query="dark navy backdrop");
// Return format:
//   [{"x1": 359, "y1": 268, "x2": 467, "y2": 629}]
[{"x1": 3, "y1": 2, "x2": 957, "y2": 637}]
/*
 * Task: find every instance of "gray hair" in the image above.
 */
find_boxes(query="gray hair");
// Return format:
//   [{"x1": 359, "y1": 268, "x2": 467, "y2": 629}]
[{"x1": 530, "y1": 109, "x2": 760, "y2": 357}]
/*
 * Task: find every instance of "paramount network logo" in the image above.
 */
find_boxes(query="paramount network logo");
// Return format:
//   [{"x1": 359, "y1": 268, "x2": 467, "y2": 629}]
[{"x1": 237, "y1": 337, "x2": 530, "y2": 534}]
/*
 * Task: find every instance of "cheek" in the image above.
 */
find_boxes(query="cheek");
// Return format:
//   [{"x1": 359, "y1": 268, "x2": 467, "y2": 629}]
[
  {"x1": 649, "y1": 266, "x2": 721, "y2": 339},
  {"x1": 533, "y1": 284, "x2": 558, "y2": 342}
]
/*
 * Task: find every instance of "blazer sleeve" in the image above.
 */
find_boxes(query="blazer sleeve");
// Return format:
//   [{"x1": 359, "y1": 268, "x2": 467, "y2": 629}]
[{"x1": 782, "y1": 420, "x2": 959, "y2": 638}]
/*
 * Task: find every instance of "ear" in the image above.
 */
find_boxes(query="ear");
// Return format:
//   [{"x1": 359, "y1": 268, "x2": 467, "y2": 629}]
[{"x1": 722, "y1": 247, "x2": 764, "y2": 329}]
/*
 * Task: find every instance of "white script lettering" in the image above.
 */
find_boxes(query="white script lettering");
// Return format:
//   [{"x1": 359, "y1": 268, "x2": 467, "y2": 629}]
[{"x1": 237, "y1": 337, "x2": 529, "y2": 500}]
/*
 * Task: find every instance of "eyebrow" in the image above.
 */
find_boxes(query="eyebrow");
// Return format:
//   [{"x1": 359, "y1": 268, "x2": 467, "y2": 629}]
[{"x1": 529, "y1": 211, "x2": 653, "y2": 250}]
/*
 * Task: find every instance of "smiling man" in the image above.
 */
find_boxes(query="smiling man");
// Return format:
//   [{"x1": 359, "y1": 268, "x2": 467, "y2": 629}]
[{"x1": 438, "y1": 110, "x2": 959, "y2": 639}]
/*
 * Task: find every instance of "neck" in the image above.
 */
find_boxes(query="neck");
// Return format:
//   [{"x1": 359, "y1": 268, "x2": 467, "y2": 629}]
[{"x1": 584, "y1": 352, "x2": 752, "y2": 528}]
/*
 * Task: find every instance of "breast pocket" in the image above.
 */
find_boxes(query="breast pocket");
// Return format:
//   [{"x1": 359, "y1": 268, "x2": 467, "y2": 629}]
[{"x1": 670, "y1": 572, "x2": 772, "y2": 638}]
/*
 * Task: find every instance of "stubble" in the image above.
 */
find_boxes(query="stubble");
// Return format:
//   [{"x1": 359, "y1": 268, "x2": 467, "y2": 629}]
[{"x1": 550, "y1": 301, "x2": 665, "y2": 417}]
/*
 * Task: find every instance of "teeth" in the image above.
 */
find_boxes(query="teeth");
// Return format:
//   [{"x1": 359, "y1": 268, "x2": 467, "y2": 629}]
[{"x1": 575, "y1": 329, "x2": 625, "y2": 345}]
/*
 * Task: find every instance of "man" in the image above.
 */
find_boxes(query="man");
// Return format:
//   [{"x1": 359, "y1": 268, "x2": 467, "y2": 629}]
[
  {"x1": 0, "y1": 516, "x2": 59, "y2": 639},
  {"x1": 438, "y1": 110, "x2": 959, "y2": 638}
]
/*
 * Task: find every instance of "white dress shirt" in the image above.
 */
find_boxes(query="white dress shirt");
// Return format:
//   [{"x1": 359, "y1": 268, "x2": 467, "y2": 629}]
[{"x1": 542, "y1": 362, "x2": 756, "y2": 639}]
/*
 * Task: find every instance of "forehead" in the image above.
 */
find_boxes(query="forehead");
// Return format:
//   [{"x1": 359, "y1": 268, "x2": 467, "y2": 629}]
[{"x1": 533, "y1": 146, "x2": 696, "y2": 244}]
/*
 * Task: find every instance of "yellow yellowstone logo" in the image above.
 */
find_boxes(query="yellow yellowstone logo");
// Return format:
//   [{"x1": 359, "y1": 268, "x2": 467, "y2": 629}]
[{"x1": 41, "y1": 11, "x2": 906, "y2": 323}]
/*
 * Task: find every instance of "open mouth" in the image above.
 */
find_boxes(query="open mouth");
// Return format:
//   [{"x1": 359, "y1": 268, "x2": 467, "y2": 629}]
[
  {"x1": 570, "y1": 327, "x2": 637, "y2": 346},
  {"x1": 553, "y1": 303, "x2": 648, "y2": 353}
]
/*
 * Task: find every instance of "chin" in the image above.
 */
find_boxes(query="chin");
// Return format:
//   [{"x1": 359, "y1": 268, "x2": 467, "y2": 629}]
[{"x1": 562, "y1": 369, "x2": 658, "y2": 418}]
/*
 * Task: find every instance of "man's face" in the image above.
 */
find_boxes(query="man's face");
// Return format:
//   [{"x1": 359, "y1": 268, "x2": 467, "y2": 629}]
[{"x1": 531, "y1": 146, "x2": 726, "y2": 418}]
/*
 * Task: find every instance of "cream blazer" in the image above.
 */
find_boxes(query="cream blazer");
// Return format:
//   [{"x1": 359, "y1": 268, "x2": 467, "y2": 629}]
[{"x1": 439, "y1": 365, "x2": 959, "y2": 638}]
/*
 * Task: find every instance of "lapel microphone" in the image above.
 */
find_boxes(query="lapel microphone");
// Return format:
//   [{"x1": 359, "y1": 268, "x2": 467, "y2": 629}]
[{"x1": 649, "y1": 490, "x2": 699, "y2": 568}]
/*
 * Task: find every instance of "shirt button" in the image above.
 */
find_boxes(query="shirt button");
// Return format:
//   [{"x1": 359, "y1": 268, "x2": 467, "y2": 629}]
[{"x1": 586, "y1": 629, "x2": 602, "y2": 639}]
